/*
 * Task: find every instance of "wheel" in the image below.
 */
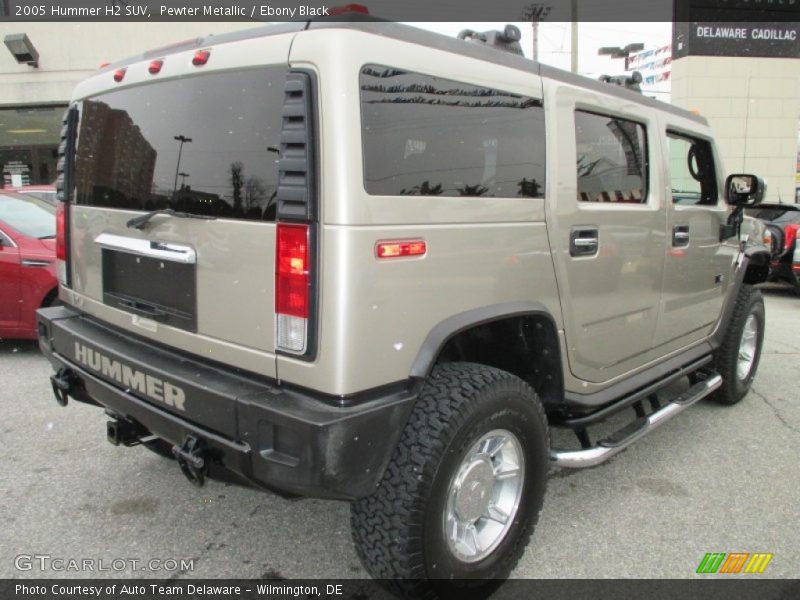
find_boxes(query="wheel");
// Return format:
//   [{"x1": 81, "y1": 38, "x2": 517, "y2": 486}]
[
  {"x1": 712, "y1": 284, "x2": 765, "y2": 405},
  {"x1": 142, "y1": 438, "x2": 175, "y2": 459},
  {"x1": 350, "y1": 362, "x2": 549, "y2": 598}
]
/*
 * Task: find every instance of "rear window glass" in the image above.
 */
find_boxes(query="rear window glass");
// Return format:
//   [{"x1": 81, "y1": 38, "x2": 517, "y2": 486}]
[
  {"x1": 0, "y1": 193, "x2": 56, "y2": 238},
  {"x1": 360, "y1": 65, "x2": 545, "y2": 198},
  {"x1": 575, "y1": 111, "x2": 648, "y2": 203},
  {"x1": 74, "y1": 67, "x2": 287, "y2": 221}
]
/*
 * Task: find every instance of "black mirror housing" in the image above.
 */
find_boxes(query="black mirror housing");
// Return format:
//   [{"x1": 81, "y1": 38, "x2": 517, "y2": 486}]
[{"x1": 725, "y1": 174, "x2": 766, "y2": 207}]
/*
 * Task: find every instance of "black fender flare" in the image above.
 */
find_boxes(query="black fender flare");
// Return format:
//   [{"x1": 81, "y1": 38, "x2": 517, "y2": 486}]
[{"x1": 409, "y1": 301, "x2": 560, "y2": 379}]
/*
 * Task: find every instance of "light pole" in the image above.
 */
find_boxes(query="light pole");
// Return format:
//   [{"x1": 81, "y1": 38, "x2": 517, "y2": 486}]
[
  {"x1": 178, "y1": 172, "x2": 189, "y2": 190},
  {"x1": 521, "y1": 3, "x2": 551, "y2": 62},
  {"x1": 172, "y1": 135, "x2": 192, "y2": 196}
]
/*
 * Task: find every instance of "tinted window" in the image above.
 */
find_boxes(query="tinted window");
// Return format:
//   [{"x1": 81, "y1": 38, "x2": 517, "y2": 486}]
[
  {"x1": 575, "y1": 111, "x2": 647, "y2": 203},
  {"x1": 0, "y1": 193, "x2": 56, "y2": 238},
  {"x1": 360, "y1": 65, "x2": 545, "y2": 198},
  {"x1": 667, "y1": 133, "x2": 718, "y2": 205},
  {"x1": 74, "y1": 67, "x2": 287, "y2": 221}
]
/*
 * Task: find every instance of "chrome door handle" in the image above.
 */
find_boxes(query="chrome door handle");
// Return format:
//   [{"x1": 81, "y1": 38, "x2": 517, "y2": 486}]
[
  {"x1": 94, "y1": 233, "x2": 197, "y2": 264},
  {"x1": 570, "y1": 228, "x2": 599, "y2": 257},
  {"x1": 673, "y1": 225, "x2": 690, "y2": 247}
]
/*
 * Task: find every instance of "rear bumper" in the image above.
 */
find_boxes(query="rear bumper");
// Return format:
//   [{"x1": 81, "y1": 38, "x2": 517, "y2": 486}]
[{"x1": 37, "y1": 306, "x2": 416, "y2": 500}]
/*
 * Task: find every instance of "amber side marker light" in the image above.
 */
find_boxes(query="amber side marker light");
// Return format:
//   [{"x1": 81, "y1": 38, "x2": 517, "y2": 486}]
[{"x1": 376, "y1": 240, "x2": 427, "y2": 259}]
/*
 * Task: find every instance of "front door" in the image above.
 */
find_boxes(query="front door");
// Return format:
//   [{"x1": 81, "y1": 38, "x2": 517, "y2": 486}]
[
  {"x1": 0, "y1": 228, "x2": 21, "y2": 329},
  {"x1": 655, "y1": 129, "x2": 737, "y2": 347}
]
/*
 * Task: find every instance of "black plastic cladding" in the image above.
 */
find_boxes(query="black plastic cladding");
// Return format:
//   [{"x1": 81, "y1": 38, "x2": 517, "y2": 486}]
[{"x1": 276, "y1": 71, "x2": 318, "y2": 222}]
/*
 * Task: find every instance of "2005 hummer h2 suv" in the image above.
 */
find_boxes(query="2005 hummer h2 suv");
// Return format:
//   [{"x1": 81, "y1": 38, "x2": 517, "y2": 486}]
[{"x1": 38, "y1": 19, "x2": 770, "y2": 596}]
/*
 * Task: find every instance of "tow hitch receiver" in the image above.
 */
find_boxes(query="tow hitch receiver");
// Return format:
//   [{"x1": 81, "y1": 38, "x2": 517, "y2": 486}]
[
  {"x1": 173, "y1": 436, "x2": 209, "y2": 487},
  {"x1": 107, "y1": 418, "x2": 148, "y2": 447},
  {"x1": 50, "y1": 368, "x2": 78, "y2": 406}
]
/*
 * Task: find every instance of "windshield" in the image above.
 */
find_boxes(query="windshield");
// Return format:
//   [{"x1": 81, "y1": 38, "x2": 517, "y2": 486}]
[
  {"x1": 0, "y1": 193, "x2": 56, "y2": 238},
  {"x1": 73, "y1": 67, "x2": 287, "y2": 221}
]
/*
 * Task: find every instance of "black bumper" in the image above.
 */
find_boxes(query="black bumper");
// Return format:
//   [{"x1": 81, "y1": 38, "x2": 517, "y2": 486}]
[{"x1": 37, "y1": 306, "x2": 416, "y2": 500}]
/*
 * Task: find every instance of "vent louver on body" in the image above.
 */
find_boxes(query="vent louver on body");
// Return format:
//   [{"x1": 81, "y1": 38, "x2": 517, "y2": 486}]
[
  {"x1": 276, "y1": 72, "x2": 317, "y2": 222},
  {"x1": 55, "y1": 107, "x2": 78, "y2": 203}
]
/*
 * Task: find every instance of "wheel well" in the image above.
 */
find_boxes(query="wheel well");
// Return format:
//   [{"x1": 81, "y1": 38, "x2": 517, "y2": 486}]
[
  {"x1": 434, "y1": 315, "x2": 563, "y2": 407},
  {"x1": 41, "y1": 287, "x2": 59, "y2": 308},
  {"x1": 744, "y1": 251, "x2": 770, "y2": 284}
]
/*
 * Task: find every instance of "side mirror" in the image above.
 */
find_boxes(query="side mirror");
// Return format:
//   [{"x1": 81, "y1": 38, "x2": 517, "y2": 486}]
[{"x1": 725, "y1": 174, "x2": 766, "y2": 207}]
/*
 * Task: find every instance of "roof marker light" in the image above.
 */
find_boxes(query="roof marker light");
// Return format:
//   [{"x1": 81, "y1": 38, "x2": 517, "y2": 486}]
[
  {"x1": 113, "y1": 68, "x2": 126, "y2": 82},
  {"x1": 192, "y1": 49, "x2": 210, "y2": 66},
  {"x1": 328, "y1": 4, "x2": 370, "y2": 16},
  {"x1": 148, "y1": 59, "x2": 164, "y2": 74}
]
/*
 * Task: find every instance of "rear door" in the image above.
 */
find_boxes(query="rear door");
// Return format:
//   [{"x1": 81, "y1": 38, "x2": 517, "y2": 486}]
[
  {"x1": 548, "y1": 84, "x2": 667, "y2": 384},
  {"x1": 64, "y1": 36, "x2": 297, "y2": 379}
]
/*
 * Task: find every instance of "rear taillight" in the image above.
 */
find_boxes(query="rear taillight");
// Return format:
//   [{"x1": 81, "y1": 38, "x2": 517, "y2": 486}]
[
  {"x1": 784, "y1": 223, "x2": 798, "y2": 252},
  {"x1": 276, "y1": 223, "x2": 310, "y2": 353},
  {"x1": 56, "y1": 202, "x2": 66, "y2": 260},
  {"x1": 56, "y1": 202, "x2": 68, "y2": 284}
]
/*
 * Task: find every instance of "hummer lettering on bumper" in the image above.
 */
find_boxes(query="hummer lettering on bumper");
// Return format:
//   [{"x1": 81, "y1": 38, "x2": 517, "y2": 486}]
[{"x1": 73, "y1": 341, "x2": 186, "y2": 411}]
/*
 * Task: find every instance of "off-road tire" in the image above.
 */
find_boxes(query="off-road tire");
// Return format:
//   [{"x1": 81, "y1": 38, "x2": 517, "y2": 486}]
[
  {"x1": 712, "y1": 284, "x2": 765, "y2": 405},
  {"x1": 350, "y1": 362, "x2": 549, "y2": 599}
]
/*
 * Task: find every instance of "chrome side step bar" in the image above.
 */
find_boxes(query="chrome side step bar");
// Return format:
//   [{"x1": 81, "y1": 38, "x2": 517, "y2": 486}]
[{"x1": 550, "y1": 373, "x2": 722, "y2": 468}]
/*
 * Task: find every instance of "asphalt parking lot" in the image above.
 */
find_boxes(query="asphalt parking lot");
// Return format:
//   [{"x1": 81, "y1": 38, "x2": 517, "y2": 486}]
[{"x1": 1, "y1": 286, "x2": 798, "y2": 581}]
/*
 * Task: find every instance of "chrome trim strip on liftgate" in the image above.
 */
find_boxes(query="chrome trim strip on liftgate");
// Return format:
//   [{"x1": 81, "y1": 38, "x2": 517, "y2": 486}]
[
  {"x1": 550, "y1": 373, "x2": 722, "y2": 468},
  {"x1": 94, "y1": 233, "x2": 196, "y2": 264}
]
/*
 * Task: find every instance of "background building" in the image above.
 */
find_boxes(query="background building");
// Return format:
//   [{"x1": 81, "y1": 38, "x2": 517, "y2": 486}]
[{"x1": 0, "y1": 23, "x2": 255, "y2": 188}]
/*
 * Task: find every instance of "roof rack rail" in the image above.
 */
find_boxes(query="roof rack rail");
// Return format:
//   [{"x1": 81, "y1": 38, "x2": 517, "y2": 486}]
[
  {"x1": 457, "y1": 25, "x2": 524, "y2": 57},
  {"x1": 598, "y1": 71, "x2": 643, "y2": 93}
]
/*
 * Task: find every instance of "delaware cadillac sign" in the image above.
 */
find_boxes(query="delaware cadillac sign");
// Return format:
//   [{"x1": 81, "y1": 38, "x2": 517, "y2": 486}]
[{"x1": 673, "y1": 22, "x2": 800, "y2": 58}]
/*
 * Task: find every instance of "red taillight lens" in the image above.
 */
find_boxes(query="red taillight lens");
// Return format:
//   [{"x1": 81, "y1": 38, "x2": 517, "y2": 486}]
[
  {"x1": 56, "y1": 202, "x2": 67, "y2": 260},
  {"x1": 192, "y1": 49, "x2": 210, "y2": 66},
  {"x1": 784, "y1": 224, "x2": 798, "y2": 251},
  {"x1": 276, "y1": 223, "x2": 310, "y2": 319},
  {"x1": 113, "y1": 68, "x2": 126, "y2": 82},
  {"x1": 148, "y1": 59, "x2": 163, "y2": 74},
  {"x1": 376, "y1": 239, "x2": 427, "y2": 259}
]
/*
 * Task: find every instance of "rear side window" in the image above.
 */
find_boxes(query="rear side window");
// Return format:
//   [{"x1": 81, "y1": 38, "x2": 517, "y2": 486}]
[
  {"x1": 74, "y1": 67, "x2": 288, "y2": 221},
  {"x1": 360, "y1": 65, "x2": 545, "y2": 198},
  {"x1": 575, "y1": 111, "x2": 647, "y2": 204}
]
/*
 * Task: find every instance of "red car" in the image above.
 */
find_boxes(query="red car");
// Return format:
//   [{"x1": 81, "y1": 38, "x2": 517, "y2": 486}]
[{"x1": 0, "y1": 191, "x2": 59, "y2": 340}]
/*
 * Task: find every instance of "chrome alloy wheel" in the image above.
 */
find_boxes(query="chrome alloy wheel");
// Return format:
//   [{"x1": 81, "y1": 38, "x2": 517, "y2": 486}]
[
  {"x1": 444, "y1": 429, "x2": 525, "y2": 563},
  {"x1": 737, "y1": 313, "x2": 758, "y2": 381}
]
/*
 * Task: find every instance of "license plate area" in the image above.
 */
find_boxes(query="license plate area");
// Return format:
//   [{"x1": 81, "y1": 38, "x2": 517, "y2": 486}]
[{"x1": 102, "y1": 249, "x2": 197, "y2": 332}]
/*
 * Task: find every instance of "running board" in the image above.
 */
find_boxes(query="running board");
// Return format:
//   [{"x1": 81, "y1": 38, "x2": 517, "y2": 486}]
[{"x1": 550, "y1": 373, "x2": 722, "y2": 468}]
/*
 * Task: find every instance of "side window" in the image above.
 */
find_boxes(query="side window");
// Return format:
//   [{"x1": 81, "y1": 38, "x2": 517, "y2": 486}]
[
  {"x1": 667, "y1": 133, "x2": 718, "y2": 206},
  {"x1": 360, "y1": 65, "x2": 545, "y2": 198},
  {"x1": 575, "y1": 110, "x2": 647, "y2": 203}
]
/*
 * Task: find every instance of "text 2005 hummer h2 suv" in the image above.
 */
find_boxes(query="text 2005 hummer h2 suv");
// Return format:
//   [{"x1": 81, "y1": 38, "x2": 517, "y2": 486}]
[{"x1": 38, "y1": 19, "x2": 770, "y2": 596}]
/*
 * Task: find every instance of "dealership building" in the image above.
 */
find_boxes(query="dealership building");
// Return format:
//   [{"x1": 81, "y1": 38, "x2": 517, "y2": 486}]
[{"x1": 0, "y1": 19, "x2": 798, "y2": 201}]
